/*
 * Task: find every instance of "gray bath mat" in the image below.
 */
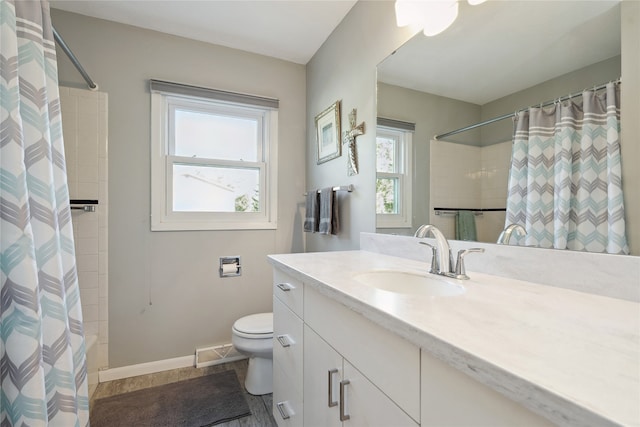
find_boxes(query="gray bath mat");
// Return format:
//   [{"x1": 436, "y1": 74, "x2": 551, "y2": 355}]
[{"x1": 90, "y1": 369, "x2": 251, "y2": 427}]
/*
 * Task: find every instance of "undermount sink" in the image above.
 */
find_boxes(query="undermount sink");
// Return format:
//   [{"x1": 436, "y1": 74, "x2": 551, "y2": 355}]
[{"x1": 353, "y1": 270, "x2": 465, "y2": 297}]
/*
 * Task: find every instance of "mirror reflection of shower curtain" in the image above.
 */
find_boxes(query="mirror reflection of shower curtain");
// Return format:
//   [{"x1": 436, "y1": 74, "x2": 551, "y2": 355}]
[{"x1": 505, "y1": 82, "x2": 629, "y2": 254}]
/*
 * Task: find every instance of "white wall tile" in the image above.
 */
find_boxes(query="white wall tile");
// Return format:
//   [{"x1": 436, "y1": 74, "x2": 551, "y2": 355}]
[
  {"x1": 76, "y1": 254, "x2": 99, "y2": 272},
  {"x1": 80, "y1": 287, "x2": 99, "y2": 306},
  {"x1": 61, "y1": 87, "x2": 109, "y2": 369},
  {"x1": 77, "y1": 182, "x2": 99, "y2": 199},
  {"x1": 76, "y1": 217, "x2": 99, "y2": 239},
  {"x1": 98, "y1": 343, "x2": 109, "y2": 368},
  {"x1": 431, "y1": 140, "x2": 512, "y2": 241},
  {"x1": 82, "y1": 304, "x2": 99, "y2": 323},
  {"x1": 83, "y1": 321, "x2": 99, "y2": 337},
  {"x1": 76, "y1": 237, "x2": 98, "y2": 255},
  {"x1": 78, "y1": 271, "x2": 99, "y2": 289},
  {"x1": 99, "y1": 297, "x2": 108, "y2": 321},
  {"x1": 78, "y1": 164, "x2": 99, "y2": 184},
  {"x1": 99, "y1": 321, "x2": 109, "y2": 344}
]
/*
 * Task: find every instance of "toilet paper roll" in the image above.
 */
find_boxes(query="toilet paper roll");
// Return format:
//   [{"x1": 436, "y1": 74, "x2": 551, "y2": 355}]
[{"x1": 221, "y1": 263, "x2": 238, "y2": 274}]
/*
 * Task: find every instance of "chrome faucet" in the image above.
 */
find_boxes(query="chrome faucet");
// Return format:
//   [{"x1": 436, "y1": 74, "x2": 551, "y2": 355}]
[
  {"x1": 415, "y1": 224, "x2": 452, "y2": 275},
  {"x1": 415, "y1": 224, "x2": 484, "y2": 280},
  {"x1": 497, "y1": 223, "x2": 526, "y2": 245}
]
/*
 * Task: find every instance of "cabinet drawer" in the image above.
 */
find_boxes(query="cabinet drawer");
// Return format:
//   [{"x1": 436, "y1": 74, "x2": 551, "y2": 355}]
[
  {"x1": 273, "y1": 361, "x2": 303, "y2": 427},
  {"x1": 273, "y1": 269, "x2": 304, "y2": 317},
  {"x1": 305, "y1": 286, "x2": 420, "y2": 423},
  {"x1": 273, "y1": 296, "x2": 303, "y2": 394}
]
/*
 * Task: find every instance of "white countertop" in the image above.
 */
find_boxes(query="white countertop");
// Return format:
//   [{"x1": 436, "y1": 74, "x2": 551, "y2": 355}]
[{"x1": 268, "y1": 250, "x2": 640, "y2": 427}]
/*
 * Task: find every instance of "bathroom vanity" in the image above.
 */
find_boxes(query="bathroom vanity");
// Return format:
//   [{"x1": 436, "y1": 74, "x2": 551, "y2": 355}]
[{"x1": 269, "y1": 249, "x2": 639, "y2": 427}]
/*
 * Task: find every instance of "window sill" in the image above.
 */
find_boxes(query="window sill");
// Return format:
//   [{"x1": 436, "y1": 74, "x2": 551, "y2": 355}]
[{"x1": 151, "y1": 220, "x2": 277, "y2": 231}]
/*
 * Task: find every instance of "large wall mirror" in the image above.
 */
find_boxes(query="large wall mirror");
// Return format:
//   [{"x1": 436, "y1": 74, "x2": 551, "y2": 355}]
[{"x1": 376, "y1": 0, "x2": 637, "y2": 255}]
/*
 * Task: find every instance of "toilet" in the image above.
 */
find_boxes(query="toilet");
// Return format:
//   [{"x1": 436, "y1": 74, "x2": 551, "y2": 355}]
[{"x1": 231, "y1": 312, "x2": 273, "y2": 395}]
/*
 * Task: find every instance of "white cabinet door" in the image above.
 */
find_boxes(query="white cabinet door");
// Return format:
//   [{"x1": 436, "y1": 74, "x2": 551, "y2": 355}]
[
  {"x1": 304, "y1": 325, "x2": 418, "y2": 427},
  {"x1": 273, "y1": 297, "x2": 304, "y2": 427},
  {"x1": 342, "y1": 361, "x2": 418, "y2": 427},
  {"x1": 304, "y1": 286, "x2": 420, "y2": 421},
  {"x1": 421, "y1": 350, "x2": 554, "y2": 427},
  {"x1": 304, "y1": 325, "x2": 342, "y2": 427}
]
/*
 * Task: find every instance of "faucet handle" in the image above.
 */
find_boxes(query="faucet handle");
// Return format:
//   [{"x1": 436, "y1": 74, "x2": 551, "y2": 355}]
[
  {"x1": 419, "y1": 241, "x2": 438, "y2": 274},
  {"x1": 453, "y1": 248, "x2": 485, "y2": 280}
]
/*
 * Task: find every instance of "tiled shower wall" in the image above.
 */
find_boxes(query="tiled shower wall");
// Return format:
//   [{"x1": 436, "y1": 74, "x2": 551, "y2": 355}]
[
  {"x1": 429, "y1": 139, "x2": 511, "y2": 243},
  {"x1": 60, "y1": 87, "x2": 109, "y2": 370}
]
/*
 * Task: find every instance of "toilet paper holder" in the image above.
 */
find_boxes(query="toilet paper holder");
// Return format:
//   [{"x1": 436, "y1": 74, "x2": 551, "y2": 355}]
[{"x1": 219, "y1": 256, "x2": 241, "y2": 277}]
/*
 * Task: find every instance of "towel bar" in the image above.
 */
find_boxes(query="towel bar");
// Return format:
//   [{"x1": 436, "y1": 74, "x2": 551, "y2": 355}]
[
  {"x1": 70, "y1": 199, "x2": 98, "y2": 212},
  {"x1": 304, "y1": 184, "x2": 353, "y2": 196},
  {"x1": 434, "y1": 207, "x2": 505, "y2": 217},
  {"x1": 435, "y1": 210, "x2": 483, "y2": 217}
]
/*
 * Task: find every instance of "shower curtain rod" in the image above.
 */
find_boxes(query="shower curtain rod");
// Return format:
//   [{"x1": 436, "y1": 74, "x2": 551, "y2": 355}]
[
  {"x1": 52, "y1": 27, "x2": 98, "y2": 91},
  {"x1": 434, "y1": 79, "x2": 620, "y2": 141}
]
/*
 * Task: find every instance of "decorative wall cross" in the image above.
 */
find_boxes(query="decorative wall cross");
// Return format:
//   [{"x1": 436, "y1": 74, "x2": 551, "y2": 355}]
[{"x1": 342, "y1": 108, "x2": 365, "y2": 176}]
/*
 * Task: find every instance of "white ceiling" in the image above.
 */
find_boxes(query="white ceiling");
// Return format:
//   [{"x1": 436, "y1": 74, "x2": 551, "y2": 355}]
[
  {"x1": 50, "y1": 0, "x2": 357, "y2": 64},
  {"x1": 377, "y1": 1, "x2": 621, "y2": 105},
  {"x1": 50, "y1": 1, "x2": 621, "y2": 102}
]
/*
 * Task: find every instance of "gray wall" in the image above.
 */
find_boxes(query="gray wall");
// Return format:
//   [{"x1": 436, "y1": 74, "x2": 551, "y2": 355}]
[
  {"x1": 305, "y1": 1, "x2": 418, "y2": 252},
  {"x1": 52, "y1": 9, "x2": 306, "y2": 367},
  {"x1": 480, "y1": 56, "x2": 621, "y2": 144},
  {"x1": 376, "y1": 84, "x2": 481, "y2": 235},
  {"x1": 620, "y1": 1, "x2": 639, "y2": 255}
]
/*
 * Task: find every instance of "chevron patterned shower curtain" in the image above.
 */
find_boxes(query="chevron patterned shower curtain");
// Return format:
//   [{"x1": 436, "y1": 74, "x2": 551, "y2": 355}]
[
  {"x1": 1, "y1": 0, "x2": 90, "y2": 425},
  {"x1": 505, "y1": 82, "x2": 628, "y2": 254}
]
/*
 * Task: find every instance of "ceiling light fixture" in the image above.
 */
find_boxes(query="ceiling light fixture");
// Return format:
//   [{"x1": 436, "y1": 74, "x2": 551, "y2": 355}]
[
  {"x1": 395, "y1": 0, "x2": 484, "y2": 37},
  {"x1": 394, "y1": 0, "x2": 432, "y2": 28},
  {"x1": 421, "y1": 1, "x2": 458, "y2": 37}
]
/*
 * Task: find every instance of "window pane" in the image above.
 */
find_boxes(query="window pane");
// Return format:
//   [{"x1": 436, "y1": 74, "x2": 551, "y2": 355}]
[
  {"x1": 376, "y1": 178, "x2": 398, "y2": 214},
  {"x1": 376, "y1": 136, "x2": 396, "y2": 173},
  {"x1": 173, "y1": 164, "x2": 260, "y2": 212},
  {"x1": 174, "y1": 109, "x2": 259, "y2": 161}
]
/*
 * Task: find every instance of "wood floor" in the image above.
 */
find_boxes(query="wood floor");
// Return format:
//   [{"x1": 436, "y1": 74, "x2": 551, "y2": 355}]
[{"x1": 90, "y1": 359, "x2": 277, "y2": 427}]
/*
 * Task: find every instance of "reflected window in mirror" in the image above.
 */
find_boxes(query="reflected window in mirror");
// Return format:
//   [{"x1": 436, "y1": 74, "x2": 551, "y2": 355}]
[{"x1": 376, "y1": 125, "x2": 412, "y2": 228}]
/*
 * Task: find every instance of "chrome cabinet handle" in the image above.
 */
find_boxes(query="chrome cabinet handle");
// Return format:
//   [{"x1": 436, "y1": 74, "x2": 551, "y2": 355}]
[
  {"x1": 328, "y1": 369, "x2": 338, "y2": 407},
  {"x1": 276, "y1": 402, "x2": 290, "y2": 420},
  {"x1": 339, "y1": 380, "x2": 351, "y2": 421},
  {"x1": 277, "y1": 282, "x2": 294, "y2": 292},
  {"x1": 276, "y1": 334, "x2": 292, "y2": 348}
]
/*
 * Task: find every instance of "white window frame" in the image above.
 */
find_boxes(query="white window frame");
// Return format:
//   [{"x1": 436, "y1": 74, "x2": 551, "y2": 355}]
[
  {"x1": 150, "y1": 85, "x2": 278, "y2": 231},
  {"x1": 376, "y1": 125, "x2": 412, "y2": 229}
]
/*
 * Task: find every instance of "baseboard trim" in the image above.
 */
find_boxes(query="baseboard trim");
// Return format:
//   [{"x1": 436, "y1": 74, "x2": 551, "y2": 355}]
[
  {"x1": 97, "y1": 353, "x2": 249, "y2": 383},
  {"x1": 98, "y1": 355, "x2": 194, "y2": 383}
]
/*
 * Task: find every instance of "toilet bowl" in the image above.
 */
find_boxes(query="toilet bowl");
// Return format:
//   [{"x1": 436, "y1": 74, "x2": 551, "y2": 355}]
[{"x1": 231, "y1": 312, "x2": 273, "y2": 395}]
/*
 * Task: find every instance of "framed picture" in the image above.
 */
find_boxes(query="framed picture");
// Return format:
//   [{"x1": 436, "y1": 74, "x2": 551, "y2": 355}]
[{"x1": 315, "y1": 100, "x2": 341, "y2": 164}]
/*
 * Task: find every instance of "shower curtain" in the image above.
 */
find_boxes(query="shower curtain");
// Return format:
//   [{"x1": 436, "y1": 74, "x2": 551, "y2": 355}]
[
  {"x1": 1, "y1": 0, "x2": 89, "y2": 425},
  {"x1": 505, "y1": 82, "x2": 628, "y2": 254}
]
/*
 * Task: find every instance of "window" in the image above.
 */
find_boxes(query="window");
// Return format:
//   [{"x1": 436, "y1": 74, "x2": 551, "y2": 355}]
[
  {"x1": 376, "y1": 120, "x2": 413, "y2": 228},
  {"x1": 150, "y1": 80, "x2": 278, "y2": 231}
]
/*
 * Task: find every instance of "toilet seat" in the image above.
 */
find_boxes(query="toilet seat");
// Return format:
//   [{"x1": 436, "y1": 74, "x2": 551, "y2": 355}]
[{"x1": 233, "y1": 313, "x2": 273, "y2": 339}]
